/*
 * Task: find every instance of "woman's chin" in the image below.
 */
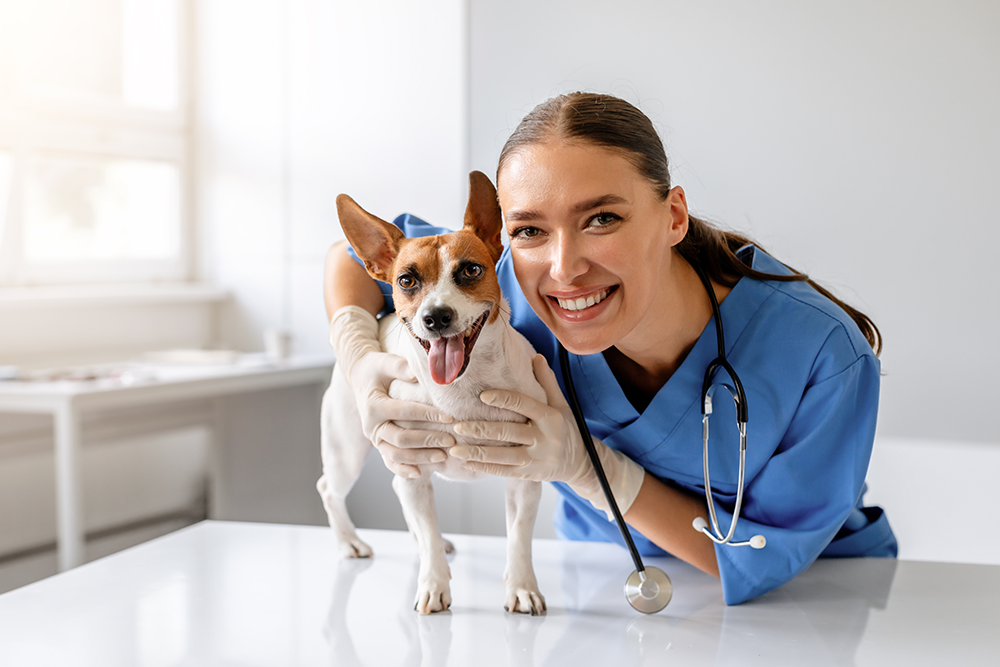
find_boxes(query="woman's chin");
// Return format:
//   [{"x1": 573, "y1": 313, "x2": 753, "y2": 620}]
[{"x1": 549, "y1": 320, "x2": 618, "y2": 356}]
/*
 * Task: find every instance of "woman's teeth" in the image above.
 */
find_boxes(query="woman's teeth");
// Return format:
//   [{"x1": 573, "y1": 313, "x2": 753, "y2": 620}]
[{"x1": 555, "y1": 288, "x2": 610, "y2": 312}]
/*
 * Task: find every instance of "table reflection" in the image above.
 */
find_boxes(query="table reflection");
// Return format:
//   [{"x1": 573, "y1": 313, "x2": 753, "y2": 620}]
[
  {"x1": 318, "y1": 535, "x2": 897, "y2": 667},
  {"x1": 8, "y1": 522, "x2": 974, "y2": 667}
]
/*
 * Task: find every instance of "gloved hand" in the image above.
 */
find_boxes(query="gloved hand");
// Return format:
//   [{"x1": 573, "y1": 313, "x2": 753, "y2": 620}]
[
  {"x1": 329, "y1": 305, "x2": 455, "y2": 478},
  {"x1": 448, "y1": 355, "x2": 647, "y2": 519}
]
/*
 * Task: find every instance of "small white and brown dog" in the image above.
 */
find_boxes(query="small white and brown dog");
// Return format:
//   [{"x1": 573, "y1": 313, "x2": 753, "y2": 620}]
[{"x1": 317, "y1": 171, "x2": 547, "y2": 615}]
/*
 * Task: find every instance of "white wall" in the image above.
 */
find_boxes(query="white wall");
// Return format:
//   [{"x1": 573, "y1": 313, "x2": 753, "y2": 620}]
[
  {"x1": 195, "y1": 0, "x2": 468, "y2": 359},
  {"x1": 469, "y1": 0, "x2": 1000, "y2": 445},
  {"x1": 865, "y1": 436, "x2": 1000, "y2": 565}
]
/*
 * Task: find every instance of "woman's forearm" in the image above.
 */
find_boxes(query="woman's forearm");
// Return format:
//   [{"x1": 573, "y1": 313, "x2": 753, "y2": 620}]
[
  {"x1": 324, "y1": 240, "x2": 385, "y2": 320},
  {"x1": 624, "y1": 472, "x2": 720, "y2": 578}
]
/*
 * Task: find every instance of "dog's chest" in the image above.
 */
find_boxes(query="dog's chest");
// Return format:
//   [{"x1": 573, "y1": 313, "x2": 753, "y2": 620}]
[
  {"x1": 380, "y1": 313, "x2": 541, "y2": 421},
  {"x1": 379, "y1": 313, "x2": 542, "y2": 480}
]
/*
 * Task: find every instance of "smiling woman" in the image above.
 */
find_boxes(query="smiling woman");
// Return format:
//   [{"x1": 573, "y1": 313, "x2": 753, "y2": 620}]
[{"x1": 498, "y1": 140, "x2": 694, "y2": 365}]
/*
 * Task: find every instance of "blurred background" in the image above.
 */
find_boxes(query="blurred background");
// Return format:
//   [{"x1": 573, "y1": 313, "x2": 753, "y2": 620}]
[{"x1": 0, "y1": 0, "x2": 997, "y2": 593}]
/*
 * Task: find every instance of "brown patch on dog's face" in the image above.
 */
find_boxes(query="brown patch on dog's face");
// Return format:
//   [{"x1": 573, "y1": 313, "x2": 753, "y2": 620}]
[
  {"x1": 386, "y1": 229, "x2": 505, "y2": 385},
  {"x1": 388, "y1": 236, "x2": 444, "y2": 322},
  {"x1": 445, "y1": 230, "x2": 503, "y2": 324},
  {"x1": 390, "y1": 231, "x2": 502, "y2": 323}
]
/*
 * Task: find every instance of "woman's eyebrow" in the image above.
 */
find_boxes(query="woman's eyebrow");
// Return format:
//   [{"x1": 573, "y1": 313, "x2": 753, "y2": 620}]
[
  {"x1": 505, "y1": 209, "x2": 541, "y2": 222},
  {"x1": 506, "y1": 194, "x2": 630, "y2": 223},
  {"x1": 572, "y1": 194, "x2": 629, "y2": 213}
]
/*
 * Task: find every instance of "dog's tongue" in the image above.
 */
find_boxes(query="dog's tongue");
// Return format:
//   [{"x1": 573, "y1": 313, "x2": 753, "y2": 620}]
[{"x1": 428, "y1": 334, "x2": 465, "y2": 385}]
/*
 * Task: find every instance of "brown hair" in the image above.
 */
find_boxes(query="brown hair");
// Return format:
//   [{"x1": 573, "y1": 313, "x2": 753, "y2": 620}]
[{"x1": 497, "y1": 92, "x2": 881, "y2": 355}]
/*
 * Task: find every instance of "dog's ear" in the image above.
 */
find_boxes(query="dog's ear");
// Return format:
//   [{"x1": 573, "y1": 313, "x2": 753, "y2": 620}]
[
  {"x1": 336, "y1": 194, "x2": 405, "y2": 282},
  {"x1": 463, "y1": 171, "x2": 504, "y2": 265}
]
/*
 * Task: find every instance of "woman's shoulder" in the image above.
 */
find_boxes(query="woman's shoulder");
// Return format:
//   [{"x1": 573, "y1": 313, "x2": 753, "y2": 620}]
[
  {"x1": 740, "y1": 246, "x2": 878, "y2": 379},
  {"x1": 391, "y1": 213, "x2": 452, "y2": 237}
]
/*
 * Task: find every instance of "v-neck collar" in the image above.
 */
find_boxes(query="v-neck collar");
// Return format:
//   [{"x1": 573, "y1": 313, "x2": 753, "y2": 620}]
[{"x1": 567, "y1": 246, "x2": 782, "y2": 461}]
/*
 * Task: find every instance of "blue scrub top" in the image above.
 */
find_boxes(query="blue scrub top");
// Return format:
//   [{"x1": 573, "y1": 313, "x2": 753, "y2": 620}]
[{"x1": 351, "y1": 213, "x2": 897, "y2": 605}]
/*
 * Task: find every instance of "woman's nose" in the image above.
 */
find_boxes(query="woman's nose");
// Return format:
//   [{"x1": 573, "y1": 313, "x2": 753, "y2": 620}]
[{"x1": 549, "y1": 231, "x2": 588, "y2": 283}]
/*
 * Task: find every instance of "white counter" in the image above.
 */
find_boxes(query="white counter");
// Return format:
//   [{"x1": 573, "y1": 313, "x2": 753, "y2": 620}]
[
  {"x1": 0, "y1": 520, "x2": 996, "y2": 666},
  {"x1": 0, "y1": 355, "x2": 334, "y2": 571}
]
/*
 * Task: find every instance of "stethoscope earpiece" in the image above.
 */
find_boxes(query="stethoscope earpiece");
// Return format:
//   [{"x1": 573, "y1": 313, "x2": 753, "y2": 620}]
[{"x1": 693, "y1": 516, "x2": 766, "y2": 549}]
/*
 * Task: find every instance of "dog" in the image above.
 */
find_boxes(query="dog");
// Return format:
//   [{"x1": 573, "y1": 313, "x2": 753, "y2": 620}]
[{"x1": 317, "y1": 171, "x2": 547, "y2": 615}]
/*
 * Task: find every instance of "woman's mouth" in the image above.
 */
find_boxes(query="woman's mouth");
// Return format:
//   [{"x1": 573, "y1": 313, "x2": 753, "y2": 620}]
[{"x1": 551, "y1": 286, "x2": 617, "y2": 312}]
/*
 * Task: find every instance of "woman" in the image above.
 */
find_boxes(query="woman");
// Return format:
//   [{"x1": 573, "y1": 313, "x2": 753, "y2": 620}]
[{"x1": 325, "y1": 93, "x2": 897, "y2": 605}]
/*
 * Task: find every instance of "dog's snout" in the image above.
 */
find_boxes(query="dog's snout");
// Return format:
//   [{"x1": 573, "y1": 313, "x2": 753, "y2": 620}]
[{"x1": 423, "y1": 306, "x2": 456, "y2": 333}]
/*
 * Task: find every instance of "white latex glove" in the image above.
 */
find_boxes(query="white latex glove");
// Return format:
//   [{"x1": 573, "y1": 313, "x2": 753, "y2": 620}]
[
  {"x1": 329, "y1": 305, "x2": 454, "y2": 478},
  {"x1": 448, "y1": 354, "x2": 646, "y2": 519}
]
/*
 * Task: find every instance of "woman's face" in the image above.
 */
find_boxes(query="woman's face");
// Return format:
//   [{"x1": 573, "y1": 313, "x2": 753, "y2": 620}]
[{"x1": 497, "y1": 140, "x2": 689, "y2": 355}]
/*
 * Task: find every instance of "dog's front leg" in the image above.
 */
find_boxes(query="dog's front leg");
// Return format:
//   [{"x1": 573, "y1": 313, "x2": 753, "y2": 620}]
[
  {"x1": 392, "y1": 474, "x2": 452, "y2": 614},
  {"x1": 504, "y1": 479, "x2": 546, "y2": 614}
]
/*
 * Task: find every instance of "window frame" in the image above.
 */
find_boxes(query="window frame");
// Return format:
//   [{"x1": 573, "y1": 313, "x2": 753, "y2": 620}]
[{"x1": 0, "y1": 0, "x2": 193, "y2": 287}]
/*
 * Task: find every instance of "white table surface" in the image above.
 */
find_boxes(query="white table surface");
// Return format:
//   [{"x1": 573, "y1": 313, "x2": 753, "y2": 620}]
[
  {"x1": 0, "y1": 356, "x2": 334, "y2": 571},
  {"x1": 0, "y1": 520, "x2": 997, "y2": 666}
]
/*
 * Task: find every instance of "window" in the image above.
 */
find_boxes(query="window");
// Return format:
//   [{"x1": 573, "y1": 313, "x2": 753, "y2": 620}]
[{"x1": 0, "y1": 0, "x2": 189, "y2": 286}]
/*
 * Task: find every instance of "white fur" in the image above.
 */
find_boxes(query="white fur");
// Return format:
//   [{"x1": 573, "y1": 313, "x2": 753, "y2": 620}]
[{"x1": 318, "y1": 250, "x2": 547, "y2": 615}]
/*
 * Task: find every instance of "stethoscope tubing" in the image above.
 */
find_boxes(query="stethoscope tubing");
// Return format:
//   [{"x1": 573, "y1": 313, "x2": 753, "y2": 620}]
[
  {"x1": 559, "y1": 343, "x2": 672, "y2": 613},
  {"x1": 555, "y1": 262, "x2": 765, "y2": 613},
  {"x1": 558, "y1": 343, "x2": 646, "y2": 576},
  {"x1": 691, "y1": 263, "x2": 765, "y2": 550}
]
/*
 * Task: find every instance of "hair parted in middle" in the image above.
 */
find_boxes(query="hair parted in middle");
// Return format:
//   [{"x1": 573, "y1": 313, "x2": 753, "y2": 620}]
[{"x1": 496, "y1": 92, "x2": 881, "y2": 355}]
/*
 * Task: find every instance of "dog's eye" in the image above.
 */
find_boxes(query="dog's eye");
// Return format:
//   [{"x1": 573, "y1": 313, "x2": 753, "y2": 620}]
[
  {"x1": 463, "y1": 264, "x2": 483, "y2": 279},
  {"x1": 397, "y1": 274, "x2": 417, "y2": 289}
]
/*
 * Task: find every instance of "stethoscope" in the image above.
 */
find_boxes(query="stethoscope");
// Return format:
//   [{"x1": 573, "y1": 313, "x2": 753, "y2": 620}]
[{"x1": 558, "y1": 263, "x2": 765, "y2": 614}]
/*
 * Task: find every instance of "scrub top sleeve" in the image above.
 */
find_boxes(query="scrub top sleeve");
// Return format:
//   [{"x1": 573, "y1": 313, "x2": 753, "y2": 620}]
[
  {"x1": 344, "y1": 214, "x2": 452, "y2": 315},
  {"x1": 713, "y1": 352, "x2": 881, "y2": 605}
]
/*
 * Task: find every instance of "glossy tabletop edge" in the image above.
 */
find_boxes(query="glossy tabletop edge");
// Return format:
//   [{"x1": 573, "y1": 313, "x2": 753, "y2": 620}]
[{"x1": 0, "y1": 520, "x2": 997, "y2": 667}]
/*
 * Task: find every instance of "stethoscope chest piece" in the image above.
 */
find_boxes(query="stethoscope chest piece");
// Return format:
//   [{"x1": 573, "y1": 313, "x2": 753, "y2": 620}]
[{"x1": 624, "y1": 566, "x2": 673, "y2": 614}]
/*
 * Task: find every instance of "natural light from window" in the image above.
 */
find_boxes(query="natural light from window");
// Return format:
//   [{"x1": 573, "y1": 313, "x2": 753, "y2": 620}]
[
  {"x1": 24, "y1": 154, "x2": 180, "y2": 263},
  {"x1": 0, "y1": 152, "x2": 12, "y2": 247},
  {"x1": 16, "y1": 0, "x2": 179, "y2": 112},
  {"x1": 0, "y1": 0, "x2": 187, "y2": 284}
]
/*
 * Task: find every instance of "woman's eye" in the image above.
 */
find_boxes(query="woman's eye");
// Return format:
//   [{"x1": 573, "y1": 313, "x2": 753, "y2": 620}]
[
  {"x1": 398, "y1": 275, "x2": 416, "y2": 289},
  {"x1": 588, "y1": 211, "x2": 621, "y2": 227},
  {"x1": 510, "y1": 226, "x2": 541, "y2": 240},
  {"x1": 463, "y1": 264, "x2": 483, "y2": 279}
]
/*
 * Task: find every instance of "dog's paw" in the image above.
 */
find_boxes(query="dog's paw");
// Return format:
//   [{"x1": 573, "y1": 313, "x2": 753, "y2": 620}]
[
  {"x1": 338, "y1": 537, "x2": 373, "y2": 559},
  {"x1": 414, "y1": 579, "x2": 452, "y2": 614},
  {"x1": 504, "y1": 584, "x2": 546, "y2": 615},
  {"x1": 442, "y1": 538, "x2": 455, "y2": 554}
]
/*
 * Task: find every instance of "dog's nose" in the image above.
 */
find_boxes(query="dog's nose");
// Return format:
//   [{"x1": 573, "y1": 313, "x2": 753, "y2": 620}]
[{"x1": 423, "y1": 307, "x2": 456, "y2": 333}]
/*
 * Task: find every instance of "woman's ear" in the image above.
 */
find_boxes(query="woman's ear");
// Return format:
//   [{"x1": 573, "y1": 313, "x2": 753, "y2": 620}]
[{"x1": 664, "y1": 186, "x2": 689, "y2": 247}]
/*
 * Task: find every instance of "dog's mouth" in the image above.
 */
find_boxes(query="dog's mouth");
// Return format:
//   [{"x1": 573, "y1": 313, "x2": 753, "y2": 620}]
[{"x1": 409, "y1": 309, "x2": 490, "y2": 385}]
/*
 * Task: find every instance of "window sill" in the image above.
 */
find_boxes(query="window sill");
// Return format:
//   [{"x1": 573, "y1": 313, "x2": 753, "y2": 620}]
[{"x1": 0, "y1": 283, "x2": 229, "y2": 311}]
